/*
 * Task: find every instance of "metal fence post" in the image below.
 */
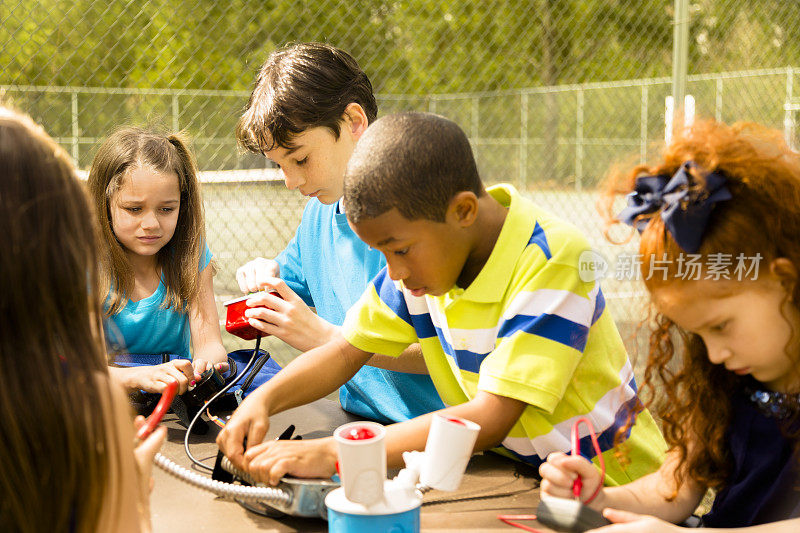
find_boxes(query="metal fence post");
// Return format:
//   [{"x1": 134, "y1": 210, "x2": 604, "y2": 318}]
[
  {"x1": 520, "y1": 92, "x2": 528, "y2": 188},
  {"x1": 471, "y1": 95, "x2": 479, "y2": 140},
  {"x1": 575, "y1": 88, "x2": 584, "y2": 192},
  {"x1": 640, "y1": 84, "x2": 648, "y2": 163},
  {"x1": 784, "y1": 67, "x2": 794, "y2": 149},
  {"x1": 172, "y1": 93, "x2": 180, "y2": 132},
  {"x1": 672, "y1": 0, "x2": 690, "y2": 129},
  {"x1": 71, "y1": 90, "x2": 79, "y2": 164}
]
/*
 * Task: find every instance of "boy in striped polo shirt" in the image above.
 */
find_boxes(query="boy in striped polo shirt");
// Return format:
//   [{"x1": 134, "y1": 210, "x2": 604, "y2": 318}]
[{"x1": 218, "y1": 112, "x2": 665, "y2": 486}]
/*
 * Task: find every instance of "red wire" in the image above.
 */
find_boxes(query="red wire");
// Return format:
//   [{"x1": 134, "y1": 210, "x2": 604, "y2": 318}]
[
  {"x1": 135, "y1": 380, "x2": 178, "y2": 441},
  {"x1": 571, "y1": 417, "x2": 605, "y2": 504},
  {"x1": 497, "y1": 515, "x2": 546, "y2": 533},
  {"x1": 497, "y1": 417, "x2": 606, "y2": 531}
]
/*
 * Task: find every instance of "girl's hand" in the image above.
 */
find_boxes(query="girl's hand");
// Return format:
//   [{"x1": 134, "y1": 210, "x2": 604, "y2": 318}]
[
  {"x1": 190, "y1": 359, "x2": 230, "y2": 379},
  {"x1": 243, "y1": 278, "x2": 339, "y2": 353},
  {"x1": 192, "y1": 358, "x2": 211, "y2": 375},
  {"x1": 132, "y1": 415, "x2": 167, "y2": 515},
  {"x1": 117, "y1": 360, "x2": 195, "y2": 394},
  {"x1": 539, "y1": 451, "x2": 606, "y2": 509},
  {"x1": 589, "y1": 509, "x2": 681, "y2": 532},
  {"x1": 236, "y1": 257, "x2": 280, "y2": 294},
  {"x1": 244, "y1": 437, "x2": 338, "y2": 486}
]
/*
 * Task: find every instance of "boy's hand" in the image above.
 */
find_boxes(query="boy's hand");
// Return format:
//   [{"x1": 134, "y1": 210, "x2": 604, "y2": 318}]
[
  {"x1": 114, "y1": 360, "x2": 195, "y2": 394},
  {"x1": 244, "y1": 437, "x2": 338, "y2": 486},
  {"x1": 244, "y1": 278, "x2": 339, "y2": 353},
  {"x1": 539, "y1": 451, "x2": 605, "y2": 509},
  {"x1": 216, "y1": 390, "x2": 272, "y2": 470},
  {"x1": 236, "y1": 257, "x2": 280, "y2": 294}
]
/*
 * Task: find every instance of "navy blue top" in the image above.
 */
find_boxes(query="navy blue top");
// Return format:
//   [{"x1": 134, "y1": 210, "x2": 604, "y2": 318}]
[{"x1": 702, "y1": 386, "x2": 800, "y2": 527}]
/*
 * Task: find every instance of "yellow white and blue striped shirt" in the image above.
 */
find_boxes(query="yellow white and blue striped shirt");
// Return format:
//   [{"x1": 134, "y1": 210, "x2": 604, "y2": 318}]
[{"x1": 342, "y1": 184, "x2": 665, "y2": 484}]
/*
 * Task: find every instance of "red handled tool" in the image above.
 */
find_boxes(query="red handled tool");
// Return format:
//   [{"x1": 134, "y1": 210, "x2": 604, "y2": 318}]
[
  {"x1": 135, "y1": 380, "x2": 178, "y2": 442},
  {"x1": 570, "y1": 417, "x2": 604, "y2": 504}
]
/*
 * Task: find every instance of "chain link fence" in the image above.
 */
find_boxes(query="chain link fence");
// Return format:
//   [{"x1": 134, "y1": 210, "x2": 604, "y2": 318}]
[{"x1": 3, "y1": 0, "x2": 800, "y2": 359}]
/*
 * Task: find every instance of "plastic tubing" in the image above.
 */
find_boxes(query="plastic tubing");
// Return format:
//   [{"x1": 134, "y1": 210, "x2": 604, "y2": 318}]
[{"x1": 152, "y1": 453, "x2": 292, "y2": 504}]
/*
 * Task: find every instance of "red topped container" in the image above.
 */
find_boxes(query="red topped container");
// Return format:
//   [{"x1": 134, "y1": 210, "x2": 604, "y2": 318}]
[{"x1": 223, "y1": 291, "x2": 280, "y2": 340}]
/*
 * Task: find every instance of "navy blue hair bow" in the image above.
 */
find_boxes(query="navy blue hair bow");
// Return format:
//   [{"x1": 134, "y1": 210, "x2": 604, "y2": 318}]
[{"x1": 617, "y1": 161, "x2": 732, "y2": 253}]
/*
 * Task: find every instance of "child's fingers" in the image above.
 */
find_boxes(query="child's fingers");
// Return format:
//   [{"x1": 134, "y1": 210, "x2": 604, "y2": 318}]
[
  {"x1": 236, "y1": 257, "x2": 279, "y2": 294},
  {"x1": 133, "y1": 415, "x2": 147, "y2": 430},
  {"x1": 235, "y1": 266, "x2": 251, "y2": 294},
  {"x1": 191, "y1": 358, "x2": 210, "y2": 377},
  {"x1": 245, "y1": 305, "x2": 283, "y2": 327},
  {"x1": 235, "y1": 265, "x2": 248, "y2": 293},
  {"x1": 134, "y1": 424, "x2": 167, "y2": 465},
  {"x1": 243, "y1": 440, "x2": 274, "y2": 462},
  {"x1": 245, "y1": 287, "x2": 288, "y2": 311},
  {"x1": 170, "y1": 359, "x2": 196, "y2": 381},
  {"x1": 159, "y1": 367, "x2": 189, "y2": 394},
  {"x1": 246, "y1": 420, "x2": 269, "y2": 454},
  {"x1": 539, "y1": 458, "x2": 578, "y2": 487},
  {"x1": 260, "y1": 277, "x2": 298, "y2": 304},
  {"x1": 540, "y1": 451, "x2": 603, "y2": 501},
  {"x1": 217, "y1": 418, "x2": 251, "y2": 470},
  {"x1": 246, "y1": 449, "x2": 280, "y2": 485},
  {"x1": 236, "y1": 259, "x2": 264, "y2": 294},
  {"x1": 246, "y1": 317, "x2": 276, "y2": 337},
  {"x1": 602, "y1": 508, "x2": 643, "y2": 523},
  {"x1": 549, "y1": 451, "x2": 600, "y2": 480},
  {"x1": 595, "y1": 508, "x2": 671, "y2": 532},
  {"x1": 268, "y1": 458, "x2": 293, "y2": 486}
]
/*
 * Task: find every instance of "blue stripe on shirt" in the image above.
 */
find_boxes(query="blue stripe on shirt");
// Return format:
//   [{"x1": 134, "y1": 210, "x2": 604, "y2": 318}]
[
  {"x1": 374, "y1": 268, "x2": 439, "y2": 340},
  {"x1": 373, "y1": 269, "x2": 412, "y2": 326},
  {"x1": 591, "y1": 288, "x2": 606, "y2": 325},
  {"x1": 436, "y1": 324, "x2": 485, "y2": 373},
  {"x1": 529, "y1": 221, "x2": 552, "y2": 259},
  {"x1": 500, "y1": 379, "x2": 641, "y2": 468},
  {"x1": 412, "y1": 312, "x2": 438, "y2": 339},
  {"x1": 423, "y1": 310, "x2": 595, "y2": 374},
  {"x1": 498, "y1": 313, "x2": 590, "y2": 352}
]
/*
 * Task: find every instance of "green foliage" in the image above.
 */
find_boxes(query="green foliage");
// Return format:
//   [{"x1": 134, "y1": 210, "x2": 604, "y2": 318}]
[{"x1": 1, "y1": 0, "x2": 799, "y2": 174}]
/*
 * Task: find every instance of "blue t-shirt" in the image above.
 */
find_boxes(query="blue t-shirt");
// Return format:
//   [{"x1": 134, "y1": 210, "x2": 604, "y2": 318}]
[
  {"x1": 104, "y1": 244, "x2": 213, "y2": 358},
  {"x1": 276, "y1": 199, "x2": 445, "y2": 423}
]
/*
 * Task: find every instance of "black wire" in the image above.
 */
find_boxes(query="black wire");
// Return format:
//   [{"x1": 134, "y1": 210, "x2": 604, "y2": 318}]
[{"x1": 184, "y1": 335, "x2": 263, "y2": 472}]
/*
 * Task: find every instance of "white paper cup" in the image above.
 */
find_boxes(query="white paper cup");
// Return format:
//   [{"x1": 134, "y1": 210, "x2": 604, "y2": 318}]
[
  {"x1": 333, "y1": 421, "x2": 387, "y2": 505},
  {"x1": 419, "y1": 414, "x2": 480, "y2": 491}
]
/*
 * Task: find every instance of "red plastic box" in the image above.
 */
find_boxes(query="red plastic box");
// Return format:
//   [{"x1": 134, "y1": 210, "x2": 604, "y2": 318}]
[{"x1": 223, "y1": 291, "x2": 280, "y2": 340}]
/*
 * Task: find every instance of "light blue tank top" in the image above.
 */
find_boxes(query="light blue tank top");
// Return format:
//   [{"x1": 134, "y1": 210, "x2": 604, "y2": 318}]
[{"x1": 104, "y1": 244, "x2": 213, "y2": 358}]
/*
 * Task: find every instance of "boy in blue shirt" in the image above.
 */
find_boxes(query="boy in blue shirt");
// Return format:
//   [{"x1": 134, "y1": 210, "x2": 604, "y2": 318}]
[{"x1": 234, "y1": 42, "x2": 444, "y2": 424}]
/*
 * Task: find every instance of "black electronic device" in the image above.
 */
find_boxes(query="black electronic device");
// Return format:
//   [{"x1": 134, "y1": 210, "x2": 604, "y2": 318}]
[
  {"x1": 182, "y1": 365, "x2": 226, "y2": 414},
  {"x1": 129, "y1": 365, "x2": 228, "y2": 435},
  {"x1": 536, "y1": 497, "x2": 611, "y2": 533}
]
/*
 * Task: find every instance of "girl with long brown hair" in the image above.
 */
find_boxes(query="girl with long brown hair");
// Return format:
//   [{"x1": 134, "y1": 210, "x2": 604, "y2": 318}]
[
  {"x1": 87, "y1": 128, "x2": 226, "y2": 394},
  {"x1": 539, "y1": 119, "x2": 800, "y2": 531},
  {"x1": 0, "y1": 106, "x2": 165, "y2": 532}
]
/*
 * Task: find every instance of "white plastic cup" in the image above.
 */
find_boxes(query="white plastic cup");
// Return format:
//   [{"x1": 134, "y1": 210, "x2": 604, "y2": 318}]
[
  {"x1": 419, "y1": 414, "x2": 480, "y2": 491},
  {"x1": 333, "y1": 421, "x2": 386, "y2": 506}
]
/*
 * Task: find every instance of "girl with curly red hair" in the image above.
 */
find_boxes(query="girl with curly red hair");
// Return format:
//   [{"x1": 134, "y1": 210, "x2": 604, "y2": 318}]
[{"x1": 539, "y1": 119, "x2": 800, "y2": 531}]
